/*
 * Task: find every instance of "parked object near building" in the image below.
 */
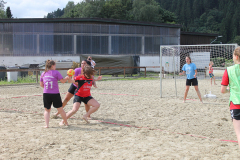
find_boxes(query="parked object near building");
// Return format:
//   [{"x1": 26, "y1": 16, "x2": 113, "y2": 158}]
[{"x1": 0, "y1": 66, "x2": 6, "y2": 81}]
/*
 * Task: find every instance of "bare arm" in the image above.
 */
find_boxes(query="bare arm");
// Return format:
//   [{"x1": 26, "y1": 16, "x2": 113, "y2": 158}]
[
  {"x1": 221, "y1": 85, "x2": 229, "y2": 94},
  {"x1": 179, "y1": 71, "x2": 186, "y2": 75},
  {"x1": 60, "y1": 76, "x2": 69, "y2": 83},
  {"x1": 194, "y1": 69, "x2": 197, "y2": 78},
  {"x1": 40, "y1": 81, "x2": 44, "y2": 88}
]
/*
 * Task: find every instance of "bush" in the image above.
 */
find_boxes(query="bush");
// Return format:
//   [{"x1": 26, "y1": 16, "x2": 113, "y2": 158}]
[
  {"x1": 210, "y1": 57, "x2": 225, "y2": 67},
  {"x1": 72, "y1": 61, "x2": 80, "y2": 69},
  {"x1": 210, "y1": 57, "x2": 234, "y2": 67}
]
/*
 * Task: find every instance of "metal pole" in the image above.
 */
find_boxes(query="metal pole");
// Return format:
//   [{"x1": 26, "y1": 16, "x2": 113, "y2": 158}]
[
  {"x1": 160, "y1": 46, "x2": 163, "y2": 98},
  {"x1": 173, "y1": 51, "x2": 177, "y2": 97}
]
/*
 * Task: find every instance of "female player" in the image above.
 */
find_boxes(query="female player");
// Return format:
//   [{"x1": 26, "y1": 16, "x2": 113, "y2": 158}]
[
  {"x1": 179, "y1": 56, "x2": 203, "y2": 103},
  {"x1": 53, "y1": 59, "x2": 101, "y2": 119},
  {"x1": 59, "y1": 65, "x2": 100, "y2": 125},
  {"x1": 209, "y1": 61, "x2": 217, "y2": 85},
  {"x1": 40, "y1": 60, "x2": 69, "y2": 128},
  {"x1": 221, "y1": 47, "x2": 240, "y2": 149}
]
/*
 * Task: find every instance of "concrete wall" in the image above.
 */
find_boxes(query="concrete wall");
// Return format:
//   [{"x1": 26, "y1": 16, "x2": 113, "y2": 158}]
[{"x1": 140, "y1": 56, "x2": 160, "y2": 72}]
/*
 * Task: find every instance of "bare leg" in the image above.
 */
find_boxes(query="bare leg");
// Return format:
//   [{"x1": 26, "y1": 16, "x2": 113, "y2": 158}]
[
  {"x1": 213, "y1": 76, "x2": 217, "y2": 85},
  {"x1": 44, "y1": 108, "x2": 51, "y2": 128},
  {"x1": 57, "y1": 107, "x2": 68, "y2": 126},
  {"x1": 82, "y1": 99, "x2": 100, "y2": 123},
  {"x1": 59, "y1": 102, "x2": 80, "y2": 125},
  {"x1": 233, "y1": 119, "x2": 240, "y2": 149},
  {"x1": 84, "y1": 104, "x2": 91, "y2": 119},
  {"x1": 54, "y1": 92, "x2": 74, "y2": 117},
  {"x1": 183, "y1": 86, "x2": 190, "y2": 103},
  {"x1": 194, "y1": 85, "x2": 202, "y2": 102},
  {"x1": 210, "y1": 78, "x2": 212, "y2": 85}
]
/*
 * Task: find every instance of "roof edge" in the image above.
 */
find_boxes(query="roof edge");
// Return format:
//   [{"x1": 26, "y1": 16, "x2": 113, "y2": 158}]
[{"x1": 0, "y1": 18, "x2": 181, "y2": 28}]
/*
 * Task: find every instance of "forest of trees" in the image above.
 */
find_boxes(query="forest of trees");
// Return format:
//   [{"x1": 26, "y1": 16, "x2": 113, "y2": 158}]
[
  {"x1": 46, "y1": 0, "x2": 177, "y2": 24},
  {"x1": 46, "y1": 0, "x2": 240, "y2": 45},
  {"x1": 156, "y1": 0, "x2": 240, "y2": 44}
]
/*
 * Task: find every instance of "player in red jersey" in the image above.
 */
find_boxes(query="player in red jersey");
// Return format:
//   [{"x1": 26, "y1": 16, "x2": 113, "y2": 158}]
[{"x1": 59, "y1": 65, "x2": 100, "y2": 125}]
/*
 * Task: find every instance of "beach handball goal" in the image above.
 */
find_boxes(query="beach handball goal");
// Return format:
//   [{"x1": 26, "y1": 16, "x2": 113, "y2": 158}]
[{"x1": 160, "y1": 44, "x2": 238, "y2": 98}]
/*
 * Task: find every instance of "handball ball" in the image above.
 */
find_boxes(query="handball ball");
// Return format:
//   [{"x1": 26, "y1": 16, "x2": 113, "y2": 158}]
[{"x1": 67, "y1": 69, "x2": 75, "y2": 76}]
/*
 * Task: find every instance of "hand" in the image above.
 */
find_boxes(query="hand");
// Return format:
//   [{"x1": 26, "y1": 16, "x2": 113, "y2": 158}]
[
  {"x1": 64, "y1": 76, "x2": 69, "y2": 80},
  {"x1": 179, "y1": 73, "x2": 183, "y2": 75},
  {"x1": 194, "y1": 74, "x2": 196, "y2": 78},
  {"x1": 96, "y1": 76, "x2": 102, "y2": 81},
  {"x1": 227, "y1": 86, "x2": 230, "y2": 91}
]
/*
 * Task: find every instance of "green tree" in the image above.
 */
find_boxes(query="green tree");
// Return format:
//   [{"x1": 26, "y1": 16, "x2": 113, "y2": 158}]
[
  {"x1": 99, "y1": 0, "x2": 126, "y2": 19},
  {"x1": 231, "y1": 36, "x2": 240, "y2": 46},
  {"x1": 6, "y1": 7, "x2": 12, "y2": 18},
  {"x1": 62, "y1": 1, "x2": 75, "y2": 18},
  {"x1": 131, "y1": 0, "x2": 162, "y2": 22},
  {"x1": 0, "y1": 0, "x2": 6, "y2": 18}
]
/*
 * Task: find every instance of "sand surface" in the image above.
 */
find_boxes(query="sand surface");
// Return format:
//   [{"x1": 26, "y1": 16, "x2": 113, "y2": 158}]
[{"x1": 0, "y1": 78, "x2": 240, "y2": 159}]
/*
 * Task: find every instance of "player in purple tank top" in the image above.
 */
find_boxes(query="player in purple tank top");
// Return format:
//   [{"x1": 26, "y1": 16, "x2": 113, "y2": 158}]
[{"x1": 40, "y1": 60, "x2": 69, "y2": 128}]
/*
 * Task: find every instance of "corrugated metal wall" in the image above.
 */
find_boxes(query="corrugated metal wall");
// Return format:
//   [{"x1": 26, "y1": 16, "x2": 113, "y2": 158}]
[{"x1": 0, "y1": 23, "x2": 180, "y2": 56}]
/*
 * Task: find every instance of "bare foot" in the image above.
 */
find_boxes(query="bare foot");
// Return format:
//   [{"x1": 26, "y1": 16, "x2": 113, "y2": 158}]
[
  {"x1": 87, "y1": 116, "x2": 92, "y2": 120},
  {"x1": 59, "y1": 121, "x2": 65, "y2": 126},
  {"x1": 200, "y1": 100, "x2": 203, "y2": 103},
  {"x1": 82, "y1": 116, "x2": 89, "y2": 123},
  {"x1": 183, "y1": 100, "x2": 186, "y2": 103},
  {"x1": 214, "y1": 83, "x2": 217, "y2": 85},
  {"x1": 43, "y1": 126, "x2": 49, "y2": 128}
]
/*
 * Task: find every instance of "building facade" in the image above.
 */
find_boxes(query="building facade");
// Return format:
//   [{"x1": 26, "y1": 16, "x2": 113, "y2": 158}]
[{"x1": 0, "y1": 18, "x2": 181, "y2": 56}]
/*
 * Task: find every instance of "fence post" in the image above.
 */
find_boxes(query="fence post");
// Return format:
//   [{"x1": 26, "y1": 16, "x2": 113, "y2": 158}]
[
  {"x1": 144, "y1": 67, "x2": 146, "y2": 77},
  {"x1": 36, "y1": 71, "x2": 38, "y2": 83}
]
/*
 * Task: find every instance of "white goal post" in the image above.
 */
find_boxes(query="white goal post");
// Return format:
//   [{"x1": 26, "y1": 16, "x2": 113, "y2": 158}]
[{"x1": 160, "y1": 44, "x2": 239, "y2": 98}]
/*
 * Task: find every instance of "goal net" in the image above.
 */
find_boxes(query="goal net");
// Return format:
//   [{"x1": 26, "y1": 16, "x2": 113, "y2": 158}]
[{"x1": 160, "y1": 44, "x2": 238, "y2": 98}]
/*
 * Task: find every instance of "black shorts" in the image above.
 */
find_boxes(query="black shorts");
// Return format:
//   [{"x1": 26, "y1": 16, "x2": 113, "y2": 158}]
[
  {"x1": 68, "y1": 83, "x2": 77, "y2": 95},
  {"x1": 73, "y1": 95, "x2": 93, "y2": 104},
  {"x1": 43, "y1": 93, "x2": 62, "y2": 109},
  {"x1": 230, "y1": 109, "x2": 240, "y2": 120},
  {"x1": 186, "y1": 78, "x2": 198, "y2": 86}
]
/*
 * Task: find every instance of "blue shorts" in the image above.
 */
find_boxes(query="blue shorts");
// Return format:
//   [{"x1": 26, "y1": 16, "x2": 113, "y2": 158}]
[{"x1": 209, "y1": 73, "x2": 214, "y2": 78}]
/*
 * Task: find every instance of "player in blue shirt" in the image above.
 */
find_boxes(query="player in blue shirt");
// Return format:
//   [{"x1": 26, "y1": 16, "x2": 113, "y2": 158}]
[{"x1": 179, "y1": 56, "x2": 203, "y2": 103}]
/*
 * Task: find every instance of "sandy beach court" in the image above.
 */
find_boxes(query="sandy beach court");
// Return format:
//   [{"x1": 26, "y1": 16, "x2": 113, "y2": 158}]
[{"x1": 0, "y1": 79, "x2": 239, "y2": 159}]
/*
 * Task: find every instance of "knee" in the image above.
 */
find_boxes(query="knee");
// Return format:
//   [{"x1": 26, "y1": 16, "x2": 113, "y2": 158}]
[
  {"x1": 95, "y1": 103, "x2": 100, "y2": 109},
  {"x1": 185, "y1": 88, "x2": 189, "y2": 92}
]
